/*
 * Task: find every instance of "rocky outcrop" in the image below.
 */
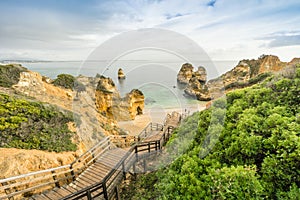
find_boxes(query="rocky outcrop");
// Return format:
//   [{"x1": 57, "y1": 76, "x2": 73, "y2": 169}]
[
  {"x1": 179, "y1": 55, "x2": 300, "y2": 101},
  {"x1": 118, "y1": 68, "x2": 126, "y2": 79},
  {"x1": 0, "y1": 148, "x2": 78, "y2": 179},
  {"x1": 95, "y1": 76, "x2": 144, "y2": 121},
  {"x1": 13, "y1": 71, "x2": 73, "y2": 110},
  {"x1": 177, "y1": 63, "x2": 194, "y2": 84},
  {"x1": 184, "y1": 77, "x2": 211, "y2": 101},
  {"x1": 11, "y1": 71, "x2": 124, "y2": 149},
  {"x1": 125, "y1": 89, "x2": 145, "y2": 119},
  {"x1": 177, "y1": 63, "x2": 211, "y2": 101}
]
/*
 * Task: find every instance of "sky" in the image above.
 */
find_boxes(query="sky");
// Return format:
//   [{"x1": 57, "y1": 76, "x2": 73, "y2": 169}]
[{"x1": 0, "y1": 0, "x2": 300, "y2": 62}]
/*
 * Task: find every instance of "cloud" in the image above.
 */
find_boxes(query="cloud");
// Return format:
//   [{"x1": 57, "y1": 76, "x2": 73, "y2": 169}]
[
  {"x1": 259, "y1": 31, "x2": 300, "y2": 48},
  {"x1": 0, "y1": 0, "x2": 300, "y2": 61}
]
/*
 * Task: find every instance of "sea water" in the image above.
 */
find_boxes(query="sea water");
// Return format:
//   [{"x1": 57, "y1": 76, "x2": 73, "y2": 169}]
[{"x1": 20, "y1": 60, "x2": 237, "y2": 111}]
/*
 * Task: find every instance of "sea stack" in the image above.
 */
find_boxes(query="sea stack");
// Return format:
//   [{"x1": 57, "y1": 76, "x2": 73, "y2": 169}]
[
  {"x1": 177, "y1": 63, "x2": 211, "y2": 101},
  {"x1": 177, "y1": 63, "x2": 194, "y2": 84},
  {"x1": 95, "y1": 75, "x2": 144, "y2": 121},
  {"x1": 118, "y1": 68, "x2": 126, "y2": 79}
]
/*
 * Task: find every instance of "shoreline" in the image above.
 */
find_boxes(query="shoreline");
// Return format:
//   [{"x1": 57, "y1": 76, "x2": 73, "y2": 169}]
[{"x1": 118, "y1": 103, "x2": 206, "y2": 136}]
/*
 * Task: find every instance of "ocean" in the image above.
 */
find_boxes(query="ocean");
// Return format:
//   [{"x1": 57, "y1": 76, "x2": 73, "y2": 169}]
[{"x1": 19, "y1": 60, "x2": 237, "y2": 111}]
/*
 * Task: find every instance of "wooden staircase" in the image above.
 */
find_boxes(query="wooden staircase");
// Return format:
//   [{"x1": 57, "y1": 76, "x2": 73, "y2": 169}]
[{"x1": 0, "y1": 111, "x2": 184, "y2": 200}]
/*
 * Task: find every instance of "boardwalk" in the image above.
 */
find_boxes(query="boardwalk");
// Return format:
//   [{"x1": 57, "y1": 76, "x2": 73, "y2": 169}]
[{"x1": 0, "y1": 111, "x2": 183, "y2": 200}]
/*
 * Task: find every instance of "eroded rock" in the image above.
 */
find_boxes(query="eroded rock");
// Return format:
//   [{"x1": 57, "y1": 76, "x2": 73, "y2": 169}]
[
  {"x1": 118, "y1": 68, "x2": 126, "y2": 79},
  {"x1": 177, "y1": 63, "x2": 194, "y2": 84},
  {"x1": 95, "y1": 76, "x2": 144, "y2": 121}
]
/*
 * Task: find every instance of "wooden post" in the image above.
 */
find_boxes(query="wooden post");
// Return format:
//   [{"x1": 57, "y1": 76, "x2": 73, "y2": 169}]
[
  {"x1": 103, "y1": 182, "x2": 108, "y2": 200},
  {"x1": 148, "y1": 143, "x2": 151, "y2": 153},
  {"x1": 70, "y1": 165, "x2": 76, "y2": 181},
  {"x1": 87, "y1": 190, "x2": 92, "y2": 200},
  {"x1": 122, "y1": 162, "x2": 126, "y2": 180},
  {"x1": 115, "y1": 186, "x2": 120, "y2": 200},
  {"x1": 51, "y1": 170, "x2": 60, "y2": 187},
  {"x1": 143, "y1": 159, "x2": 147, "y2": 172}
]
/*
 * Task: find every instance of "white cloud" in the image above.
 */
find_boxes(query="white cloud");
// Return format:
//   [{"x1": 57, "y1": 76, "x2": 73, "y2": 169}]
[{"x1": 0, "y1": 0, "x2": 299, "y2": 62}]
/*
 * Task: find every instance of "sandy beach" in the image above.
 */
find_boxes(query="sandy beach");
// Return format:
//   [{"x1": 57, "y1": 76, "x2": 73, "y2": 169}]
[{"x1": 118, "y1": 103, "x2": 206, "y2": 136}]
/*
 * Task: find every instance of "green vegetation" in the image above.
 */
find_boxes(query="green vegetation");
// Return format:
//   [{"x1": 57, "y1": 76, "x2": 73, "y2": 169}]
[
  {"x1": 122, "y1": 66, "x2": 300, "y2": 199},
  {"x1": 224, "y1": 72, "x2": 272, "y2": 90},
  {"x1": 0, "y1": 64, "x2": 27, "y2": 87},
  {"x1": 52, "y1": 74, "x2": 86, "y2": 92},
  {"x1": 0, "y1": 93, "x2": 77, "y2": 152}
]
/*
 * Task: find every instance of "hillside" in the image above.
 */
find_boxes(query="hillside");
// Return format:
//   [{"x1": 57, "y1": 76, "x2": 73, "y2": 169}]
[{"x1": 121, "y1": 65, "x2": 300, "y2": 199}]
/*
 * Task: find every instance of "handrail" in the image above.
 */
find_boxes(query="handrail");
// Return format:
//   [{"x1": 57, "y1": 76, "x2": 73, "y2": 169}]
[
  {"x1": 0, "y1": 112, "x2": 183, "y2": 200},
  {"x1": 137, "y1": 122, "x2": 164, "y2": 141},
  {"x1": 0, "y1": 136, "x2": 112, "y2": 199}
]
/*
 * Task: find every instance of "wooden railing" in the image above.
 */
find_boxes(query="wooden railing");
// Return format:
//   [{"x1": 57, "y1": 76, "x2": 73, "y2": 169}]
[
  {"x1": 0, "y1": 137, "x2": 111, "y2": 200},
  {"x1": 0, "y1": 113, "x2": 182, "y2": 200},
  {"x1": 60, "y1": 125, "x2": 175, "y2": 200},
  {"x1": 137, "y1": 122, "x2": 164, "y2": 141}
]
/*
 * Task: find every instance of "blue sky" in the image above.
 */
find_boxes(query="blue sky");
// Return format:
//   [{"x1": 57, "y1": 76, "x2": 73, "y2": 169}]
[{"x1": 0, "y1": 0, "x2": 300, "y2": 61}]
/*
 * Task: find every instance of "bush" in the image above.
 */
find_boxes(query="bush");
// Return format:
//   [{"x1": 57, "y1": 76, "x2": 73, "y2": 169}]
[
  {"x1": 122, "y1": 64, "x2": 300, "y2": 199},
  {"x1": 0, "y1": 64, "x2": 27, "y2": 87},
  {"x1": 0, "y1": 93, "x2": 77, "y2": 152},
  {"x1": 53, "y1": 74, "x2": 86, "y2": 92}
]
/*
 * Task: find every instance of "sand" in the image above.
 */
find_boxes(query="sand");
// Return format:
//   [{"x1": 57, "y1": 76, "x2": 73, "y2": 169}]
[{"x1": 118, "y1": 103, "x2": 206, "y2": 136}]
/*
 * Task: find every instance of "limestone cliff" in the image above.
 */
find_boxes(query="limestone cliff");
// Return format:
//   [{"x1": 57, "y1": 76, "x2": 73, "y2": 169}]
[
  {"x1": 180, "y1": 55, "x2": 300, "y2": 101},
  {"x1": 13, "y1": 71, "x2": 73, "y2": 110},
  {"x1": 11, "y1": 71, "x2": 123, "y2": 147},
  {"x1": 210, "y1": 55, "x2": 300, "y2": 92},
  {"x1": 0, "y1": 148, "x2": 78, "y2": 179},
  {"x1": 95, "y1": 76, "x2": 144, "y2": 121}
]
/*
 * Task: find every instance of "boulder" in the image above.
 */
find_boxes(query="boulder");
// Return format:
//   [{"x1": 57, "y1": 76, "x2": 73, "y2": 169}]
[{"x1": 118, "y1": 68, "x2": 126, "y2": 79}]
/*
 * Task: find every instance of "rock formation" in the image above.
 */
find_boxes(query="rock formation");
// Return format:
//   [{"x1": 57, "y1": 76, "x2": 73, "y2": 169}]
[
  {"x1": 178, "y1": 55, "x2": 300, "y2": 101},
  {"x1": 177, "y1": 63, "x2": 194, "y2": 84},
  {"x1": 177, "y1": 63, "x2": 211, "y2": 101},
  {"x1": 95, "y1": 76, "x2": 144, "y2": 121},
  {"x1": 13, "y1": 71, "x2": 73, "y2": 110},
  {"x1": 184, "y1": 77, "x2": 211, "y2": 101},
  {"x1": 118, "y1": 68, "x2": 126, "y2": 79},
  {"x1": 0, "y1": 148, "x2": 78, "y2": 179},
  {"x1": 184, "y1": 66, "x2": 211, "y2": 101}
]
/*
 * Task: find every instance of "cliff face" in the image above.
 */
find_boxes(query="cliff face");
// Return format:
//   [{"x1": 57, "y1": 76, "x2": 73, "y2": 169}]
[
  {"x1": 11, "y1": 71, "x2": 123, "y2": 147},
  {"x1": 0, "y1": 148, "x2": 77, "y2": 179},
  {"x1": 0, "y1": 67, "x2": 129, "y2": 179},
  {"x1": 180, "y1": 55, "x2": 300, "y2": 101},
  {"x1": 13, "y1": 71, "x2": 73, "y2": 110},
  {"x1": 95, "y1": 76, "x2": 144, "y2": 121}
]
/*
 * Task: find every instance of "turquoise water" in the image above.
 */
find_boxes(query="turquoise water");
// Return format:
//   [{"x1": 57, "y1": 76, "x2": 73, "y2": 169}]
[{"x1": 20, "y1": 60, "x2": 237, "y2": 110}]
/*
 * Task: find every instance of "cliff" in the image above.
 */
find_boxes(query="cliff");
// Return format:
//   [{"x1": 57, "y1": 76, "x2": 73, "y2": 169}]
[
  {"x1": 0, "y1": 64, "x2": 127, "y2": 179},
  {"x1": 180, "y1": 55, "x2": 300, "y2": 100},
  {"x1": 95, "y1": 76, "x2": 144, "y2": 121},
  {"x1": 0, "y1": 148, "x2": 78, "y2": 179}
]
